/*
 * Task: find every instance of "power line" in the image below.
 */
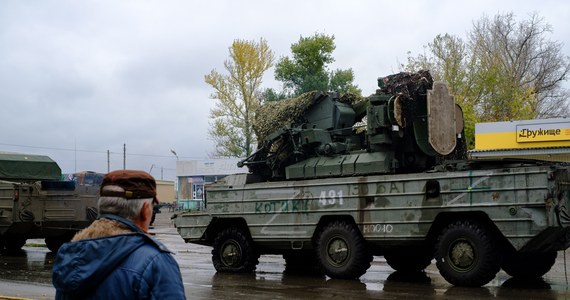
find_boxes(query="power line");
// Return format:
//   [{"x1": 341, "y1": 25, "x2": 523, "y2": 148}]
[
  {"x1": 0, "y1": 142, "x2": 105, "y2": 154},
  {"x1": 0, "y1": 142, "x2": 201, "y2": 160}
]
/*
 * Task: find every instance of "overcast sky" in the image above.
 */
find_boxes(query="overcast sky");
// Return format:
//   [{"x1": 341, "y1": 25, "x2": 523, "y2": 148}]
[{"x1": 1, "y1": 0, "x2": 569, "y2": 180}]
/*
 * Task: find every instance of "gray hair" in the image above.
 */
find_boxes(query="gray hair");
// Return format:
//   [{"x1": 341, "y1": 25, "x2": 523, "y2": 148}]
[{"x1": 98, "y1": 185, "x2": 153, "y2": 220}]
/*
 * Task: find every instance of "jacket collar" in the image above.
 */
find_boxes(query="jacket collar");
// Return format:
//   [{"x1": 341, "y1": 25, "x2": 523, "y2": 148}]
[
  {"x1": 98, "y1": 214, "x2": 145, "y2": 235},
  {"x1": 97, "y1": 213, "x2": 172, "y2": 253}
]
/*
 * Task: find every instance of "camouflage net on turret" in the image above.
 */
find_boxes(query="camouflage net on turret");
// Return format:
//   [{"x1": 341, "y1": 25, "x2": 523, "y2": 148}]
[
  {"x1": 253, "y1": 70, "x2": 434, "y2": 142},
  {"x1": 380, "y1": 70, "x2": 433, "y2": 95},
  {"x1": 253, "y1": 92, "x2": 364, "y2": 143},
  {"x1": 379, "y1": 70, "x2": 433, "y2": 128},
  {"x1": 253, "y1": 92, "x2": 317, "y2": 143},
  {"x1": 379, "y1": 70, "x2": 466, "y2": 160}
]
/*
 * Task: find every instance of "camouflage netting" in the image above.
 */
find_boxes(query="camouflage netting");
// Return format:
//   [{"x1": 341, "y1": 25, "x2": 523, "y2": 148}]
[
  {"x1": 253, "y1": 92, "x2": 317, "y2": 142},
  {"x1": 380, "y1": 70, "x2": 433, "y2": 95},
  {"x1": 253, "y1": 92, "x2": 365, "y2": 142},
  {"x1": 380, "y1": 70, "x2": 434, "y2": 128},
  {"x1": 339, "y1": 93, "x2": 365, "y2": 107}
]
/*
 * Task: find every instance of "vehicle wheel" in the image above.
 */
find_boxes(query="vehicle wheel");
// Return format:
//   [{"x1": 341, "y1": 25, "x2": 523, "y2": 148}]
[
  {"x1": 315, "y1": 220, "x2": 372, "y2": 279},
  {"x1": 502, "y1": 251, "x2": 557, "y2": 278},
  {"x1": 45, "y1": 235, "x2": 74, "y2": 253},
  {"x1": 211, "y1": 227, "x2": 259, "y2": 273},
  {"x1": 434, "y1": 220, "x2": 501, "y2": 287},
  {"x1": 385, "y1": 248, "x2": 433, "y2": 272},
  {"x1": 3, "y1": 237, "x2": 26, "y2": 252}
]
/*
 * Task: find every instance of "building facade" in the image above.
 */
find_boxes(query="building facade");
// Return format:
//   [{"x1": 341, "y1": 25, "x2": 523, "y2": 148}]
[
  {"x1": 175, "y1": 158, "x2": 247, "y2": 209},
  {"x1": 156, "y1": 180, "x2": 176, "y2": 205}
]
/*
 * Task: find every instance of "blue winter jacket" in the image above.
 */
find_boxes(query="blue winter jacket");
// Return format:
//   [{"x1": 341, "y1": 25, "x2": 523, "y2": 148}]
[{"x1": 52, "y1": 214, "x2": 186, "y2": 299}]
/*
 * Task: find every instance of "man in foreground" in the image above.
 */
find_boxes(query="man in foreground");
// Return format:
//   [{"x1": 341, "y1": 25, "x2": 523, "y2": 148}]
[{"x1": 52, "y1": 170, "x2": 186, "y2": 299}]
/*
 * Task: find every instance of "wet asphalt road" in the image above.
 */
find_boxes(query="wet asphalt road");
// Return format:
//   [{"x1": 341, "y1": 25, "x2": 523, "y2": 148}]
[{"x1": 2, "y1": 211, "x2": 570, "y2": 299}]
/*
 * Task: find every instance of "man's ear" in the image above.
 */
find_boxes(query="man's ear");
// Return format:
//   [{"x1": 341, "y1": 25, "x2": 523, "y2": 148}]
[{"x1": 141, "y1": 201, "x2": 152, "y2": 221}]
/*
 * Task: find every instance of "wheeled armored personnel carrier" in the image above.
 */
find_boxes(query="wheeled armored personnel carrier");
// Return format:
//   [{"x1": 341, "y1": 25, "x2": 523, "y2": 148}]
[
  {"x1": 175, "y1": 71, "x2": 570, "y2": 287},
  {"x1": 0, "y1": 152, "x2": 98, "y2": 252}
]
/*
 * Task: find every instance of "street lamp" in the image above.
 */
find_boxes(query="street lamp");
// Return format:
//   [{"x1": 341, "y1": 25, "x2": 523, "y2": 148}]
[
  {"x1": 170, "y1": 149, "x2": 179, "y2": 160},
  {"x1": 170, "y1": 149, "x2": 180, "y2": 205}
]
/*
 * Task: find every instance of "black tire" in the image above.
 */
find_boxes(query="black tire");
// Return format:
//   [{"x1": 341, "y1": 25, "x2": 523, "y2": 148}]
[
  {"x1": 3, "y1": 237, "x2": 26, "y2": 252},
  {"x1": 45, "y1": 235, "x2": 74, "y2": 253},
  {"x1": 385, "y1": 248, "x2": 433, "y2": 272},
  {"x1": 211, "y1": 227, "x2": 259, "y2": 273},
  {"x1": 434, "y1": 220, "x2": 501, "y2": 287},
  {"x1": 315, "y1": 221, "x2": 372, "y2": 279},
  {"x1": 502, "y1": 251, "x2": 557, "y2": 278}
]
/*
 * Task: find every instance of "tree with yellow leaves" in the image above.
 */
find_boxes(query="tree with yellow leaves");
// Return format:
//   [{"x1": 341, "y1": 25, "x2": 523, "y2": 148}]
[{"x1": 205, "y1": 38, "x2": 274, "y2": 157}]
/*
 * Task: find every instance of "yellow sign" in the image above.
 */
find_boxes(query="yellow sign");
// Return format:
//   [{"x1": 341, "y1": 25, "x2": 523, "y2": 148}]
[
  {"x1": 516, "y1": 123, "x2": 570, "y2": 143},
  {"x1": 475, "y1": 119, "x2": 570, "y2": 150}
]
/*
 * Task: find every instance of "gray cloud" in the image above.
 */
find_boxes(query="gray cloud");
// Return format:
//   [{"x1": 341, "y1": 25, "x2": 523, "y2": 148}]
[{"x1": 0, "y1": 0, "x2": 568, "y2": 179}]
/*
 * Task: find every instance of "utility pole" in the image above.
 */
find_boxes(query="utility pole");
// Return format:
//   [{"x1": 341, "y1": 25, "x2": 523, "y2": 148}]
[
  {"x1": 107, "y1": 150, "x2": 110, "y2": 172},
  {"x1": 123, "y1": 144, "x2": 126, "y2": 170}
]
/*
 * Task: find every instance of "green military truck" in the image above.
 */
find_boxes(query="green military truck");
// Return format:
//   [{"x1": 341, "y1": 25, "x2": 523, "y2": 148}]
[
  {"x1": 174, "y1": 71, "x2": 570, "y2": 287},
  {"x1": 0, "y1": 152, "x2": 98, "y2": 252}
]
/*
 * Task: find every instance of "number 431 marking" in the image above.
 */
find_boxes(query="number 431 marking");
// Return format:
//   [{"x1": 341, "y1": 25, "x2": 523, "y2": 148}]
[{"x1": 319, "y1": 190, "x2": 344, "y2": 206}]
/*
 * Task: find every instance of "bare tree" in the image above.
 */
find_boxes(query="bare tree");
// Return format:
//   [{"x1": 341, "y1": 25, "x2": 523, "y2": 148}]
[
  {"x1": 403, "y1": 12, "x2": 570, "y2": 148},
  {"x1": 469, "y1": 12, "x2": 570, "y2": 119}
]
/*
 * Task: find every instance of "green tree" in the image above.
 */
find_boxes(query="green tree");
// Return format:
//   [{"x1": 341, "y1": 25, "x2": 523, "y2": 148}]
[
  {"x1": 272, "y1": 33, "x2": 361, "y2": 98},
  {"x1": 403, "y1": 12, "x2": 570, "y2": 148},
  {"x1": 205, "y1": 38, "x2": 274, "y2": 157}
]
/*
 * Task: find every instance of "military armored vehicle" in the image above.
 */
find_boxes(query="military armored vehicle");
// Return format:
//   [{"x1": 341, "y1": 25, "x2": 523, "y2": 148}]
[
  {"x1": 0, "y1": 152, "x2": 98, "y2": 252},
  {"x1": 174, "y1": 71, "x2": 570, "y2": 287}
]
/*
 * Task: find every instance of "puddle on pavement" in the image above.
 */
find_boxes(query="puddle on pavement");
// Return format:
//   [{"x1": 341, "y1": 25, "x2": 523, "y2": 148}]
[
  {"x1": 0, "y1": 229, "x2": 568, "y2": 300},
  {"x1": 0, "y1": 245, "x2": 54, "y2": 284}
]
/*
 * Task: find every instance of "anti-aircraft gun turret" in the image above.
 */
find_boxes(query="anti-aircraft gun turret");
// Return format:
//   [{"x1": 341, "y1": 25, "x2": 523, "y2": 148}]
[{"x1": 239, "y1": 70, "x2": 465, "y2": 181}]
